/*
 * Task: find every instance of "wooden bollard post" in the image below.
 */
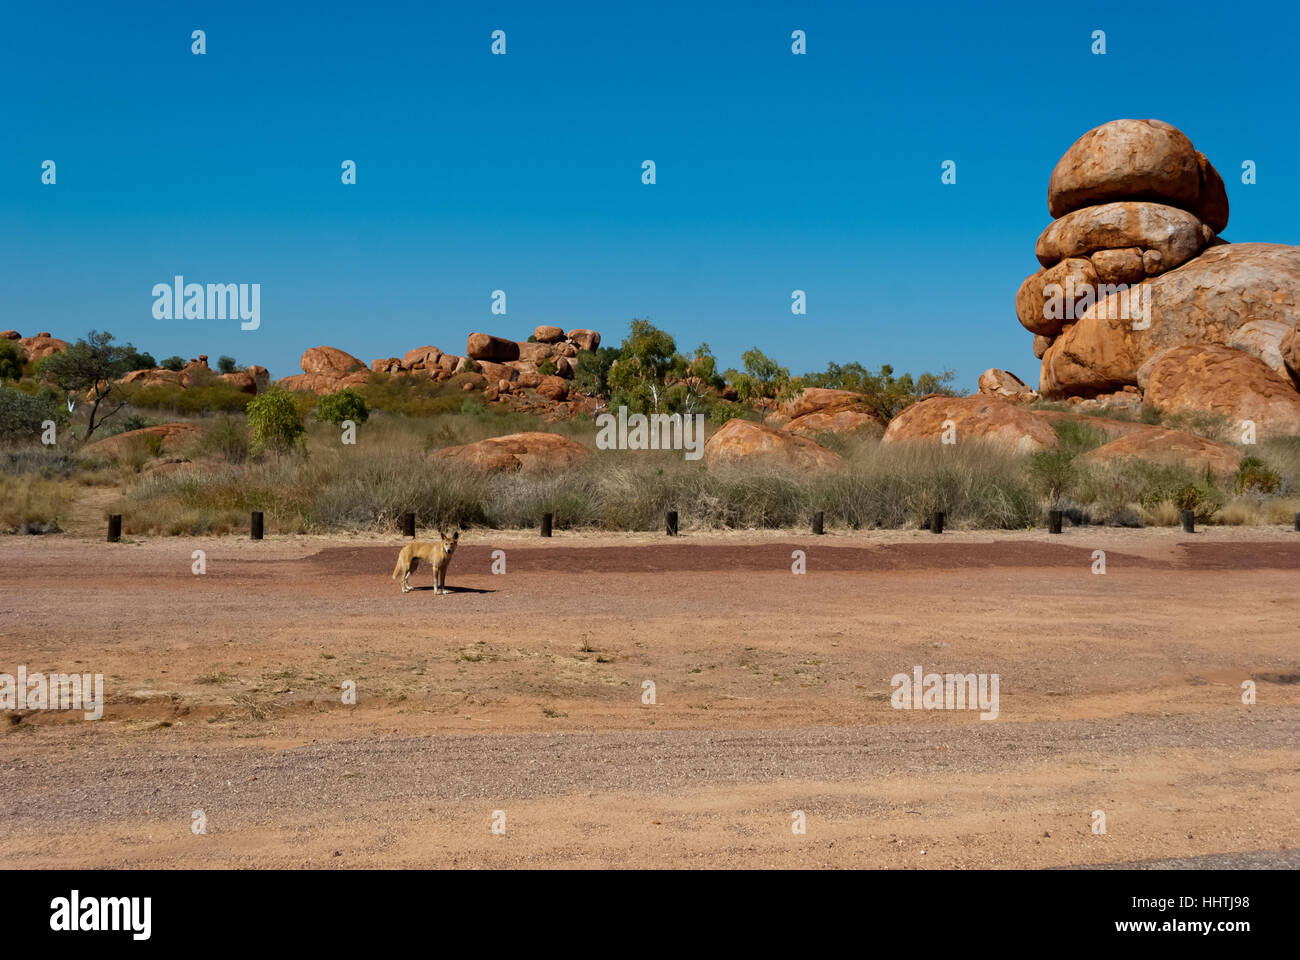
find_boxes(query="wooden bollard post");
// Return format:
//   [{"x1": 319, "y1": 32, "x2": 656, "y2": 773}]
[
  {"x1": 930, "y1": 511, "x2": 945, "y2": 534},
  {"x1": 250, "y1": 511, "x2": 264, "y2": 540},
  {"x1": 666, "y1": 511, "x2": 678, "y2": 536},
  {"x1": 812, "y1": 511, "x2": 824, "y2": 535},
  {"x1": 402, "y1": 512, "x2": 415, "y2": 538},
  {"x1": 540, "y1": 513, "x2": 553, "y2": 537},
  {"x1": 1048, "y1": 509, "x2": 1063, "y2": 534},
  {"x1": 107, "y1": 515, "x2": 122, "y2": 543},
  {"x1": 1180, "y1": 509, "x2": 1195, "y2": 534}
]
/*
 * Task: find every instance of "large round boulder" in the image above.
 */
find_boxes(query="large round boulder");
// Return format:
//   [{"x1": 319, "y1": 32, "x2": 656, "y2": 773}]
[
  {"x1": 566, "y1": 329, "x2": 601, "y2": 352},
  {"x1": 84, "y1": 423, "x2": 204, "y2": 458},
  {"x1": 1047, "y1": 119, "x2": 1228, "y2": 233},
  {"x1": 535, "y1": 375, "x2": 569, "y2": 401},
  {"x1": 881, "y1": 396, "x2": 1059, "y2": 454},
  {"x1": 466, "y1": 333, "x2": 520, "y2": 362},
  {"x1": 301, "y1": 346, "x2": 367, "y2": 379},
  {"x1": 704, "y1": 418, "x2": 845, "y2": 470},
  {"x1": 1081, "y1": 428, "x2": 1241, "y2": 475},
  {"x1": 401, "y1": 345, "x2": 442, "y2": 369},
  {"x1": 435, "y1": 432, "x2": 590, "y2": 473}
]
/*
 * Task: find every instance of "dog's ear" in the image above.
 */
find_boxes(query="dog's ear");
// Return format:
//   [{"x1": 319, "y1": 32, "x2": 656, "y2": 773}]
[{"x1": 452, "y1": 530, "x2": 459, "y2": 541}]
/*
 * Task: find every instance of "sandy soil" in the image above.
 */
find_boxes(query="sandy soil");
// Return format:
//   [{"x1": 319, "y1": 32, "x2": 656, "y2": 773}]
[{"x1": 1, "y1": 525, "x2": 1297, "y2": 868}]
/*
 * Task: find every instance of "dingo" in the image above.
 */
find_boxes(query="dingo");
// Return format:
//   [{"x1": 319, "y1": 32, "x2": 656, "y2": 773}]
[{"x1": 392, "y1": 529, "x2": 459, "y2": 594}]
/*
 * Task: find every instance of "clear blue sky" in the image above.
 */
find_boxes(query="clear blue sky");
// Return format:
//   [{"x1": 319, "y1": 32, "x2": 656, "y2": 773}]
[{"x1": 2, "y1": 0, "x2": 1297, "y2": 388}]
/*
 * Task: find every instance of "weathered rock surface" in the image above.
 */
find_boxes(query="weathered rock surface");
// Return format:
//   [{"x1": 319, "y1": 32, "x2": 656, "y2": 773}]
[
  {"x1": 1081, "y1": 428, "x2": 1241, "y2": 474},
  {"x1": 1137, "y1": 345, "x2": 1300, "y2": 437},
  {"x1": 1041, "y1": 243, "x2": 1300, "y2": 395}
]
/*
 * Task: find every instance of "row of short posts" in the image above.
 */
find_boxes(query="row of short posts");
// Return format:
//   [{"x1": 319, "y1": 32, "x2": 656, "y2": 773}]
[{"x1": 107, "y1": 508, "x2": 1300, "y2": 542}]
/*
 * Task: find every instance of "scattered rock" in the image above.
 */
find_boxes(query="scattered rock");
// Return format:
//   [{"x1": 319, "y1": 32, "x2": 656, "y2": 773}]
[
  {"x1": 977, "y1": 369, "x2": 1039, "y2": 401},
  {"x1": 533, "y1": 325, "x2": 564, "y2": 343}
]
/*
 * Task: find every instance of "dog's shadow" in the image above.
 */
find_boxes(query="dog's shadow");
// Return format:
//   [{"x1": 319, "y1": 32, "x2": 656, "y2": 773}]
[{"x1": 406, "y1": 585, "x2": 495, "y2": 594}]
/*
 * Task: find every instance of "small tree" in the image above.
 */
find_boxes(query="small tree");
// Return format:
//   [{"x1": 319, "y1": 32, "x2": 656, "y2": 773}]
[
  {"x1": 38, "y1": 330, "x2": 140, "y2": 440},
  {"x1": 0, "y1": 340, "x2": 22, "y2": 380},
  {"x1": 0, "y1": 386, "x2": 66, "y2": 441},
  {"x1": 726, "y1": 347, "x2": 793, "y2": 421},
  {"x1": 160, "y1": 356, "x2": 185, "y2": 371},
  {"x1": 247, "y1": 388, "x2": 306, "y2": 457},
  {"x1": 607, "y1": 318, "x2": 687, "y2": 413},
  {"x1": 315, "y1": 387, "x2": 369, "y2": 426},
  {"x1": 217, "y1": 355, "x2": 238, "y2": 374},
  {"x1": 572, "y1": 346, "x2": 619, "y2": 399},
  {"x1": 120, "y1": 345, "x2": 156, "y2": 371}
]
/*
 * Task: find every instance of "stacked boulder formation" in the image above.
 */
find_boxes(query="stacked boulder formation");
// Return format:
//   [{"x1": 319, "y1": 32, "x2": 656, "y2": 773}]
[
  {"x1": 124, "y1": 354, "x2": 270, "y2": 394},
  {"x1": 1, "y1": 330, "x2": 69, "y2": 364},
  {"x1": 1012, "y1": 118, "x2": 1300, "y2": 437},
  {"x1": 277, "y1": 327, "x2": 603, "y2": 419}
]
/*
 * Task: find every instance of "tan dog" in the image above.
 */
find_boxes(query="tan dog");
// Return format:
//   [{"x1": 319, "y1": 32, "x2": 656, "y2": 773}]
[{"x1": 391, "y1": 529, "x2": 459, "y2": 594}]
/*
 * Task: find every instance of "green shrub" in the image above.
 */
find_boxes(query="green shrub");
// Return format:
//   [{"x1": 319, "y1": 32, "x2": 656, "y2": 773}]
[
  {"x1": 116, "y1": 380, "x2": 253, "y2": 414},
  {"x1": 1027, "y1": 449, "x2": 1078, "y2": 505},
  {"x1": 315, "y1": 387, "x2": 370, "y2": 426},
  {"x1": 1236, "y1": 456, "x2": 1281, "y2": 495},
  {"x1": 0, "y1": 340, "x2": 23, "y2": 380},
  {"x1": 359, "y1": 372, "x2": 474, "y2": 417},
  {"x1": 161, "y1": 356, "x2": 185, "y2": 371},
  {"x1": 199, "y1": 416, "x2": 251, "y2": 464},
  {"x1": 1049, "y1": 420, "x2": 1108, "y2": 455},
  {"x1": 538, "y1": 358, "x2": 558, "y2": 377},
  {"x1": 246, "y1": 388, "x2": 306, "y2": 457},
  {"x1": 0, "y1": 386, "x2": 65, "y2": 441},
  {"x1": 217, "y1": 355, "x2": 238, "y2": 374}
]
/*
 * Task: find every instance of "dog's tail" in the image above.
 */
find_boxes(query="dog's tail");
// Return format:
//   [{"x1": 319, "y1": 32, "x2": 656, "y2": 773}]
[{"x1": 392, "y1": 549, "x2": 404, "y2": 579}]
